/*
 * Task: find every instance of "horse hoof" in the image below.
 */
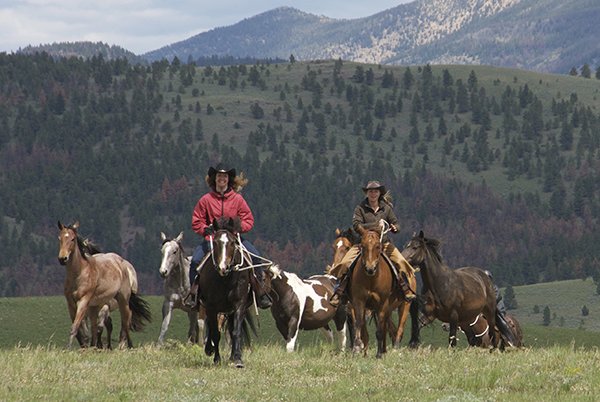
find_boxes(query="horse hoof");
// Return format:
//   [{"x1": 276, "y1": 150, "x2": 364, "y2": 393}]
[
  {"x1": 233, "y1": 359, "x2": 244, "y2": 368},
  {"x1": 205, "y1": 345, "x2": 214, "y2": 357}
]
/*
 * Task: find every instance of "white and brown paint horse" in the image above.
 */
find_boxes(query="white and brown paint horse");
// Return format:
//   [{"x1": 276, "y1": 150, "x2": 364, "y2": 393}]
[
  {"x1": 57, "y1": 220, "x2": 152, "y2": 349},
  {"x1": 265, "y1": 265, "x2": 348, "y2": 352},
  {"x1": 158, "y1": 231, "x2": 205, "y2": 346}
]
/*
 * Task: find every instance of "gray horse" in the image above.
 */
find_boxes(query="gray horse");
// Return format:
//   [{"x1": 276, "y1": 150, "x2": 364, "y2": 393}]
[{"x1": 158, "y1": 232, "x2": 204, "y2": 346}]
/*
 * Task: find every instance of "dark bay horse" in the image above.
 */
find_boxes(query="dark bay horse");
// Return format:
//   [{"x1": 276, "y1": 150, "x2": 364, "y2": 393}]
[
  {"x1": 443, "y1": 314, "x2": 524, "y2": 349},
  {"x1": 158, "y1": 232, "x2": 204, "y2": 346},
  {"x1": 197, "y1": 217, "x2": 257, "y2": 367},
  {"x1": 348, "y1": 225, "x2": 402, "y2": 358},
  {"x1": 265, "y1": 265, "x2": 348, "y2": 352},
  {"x1": 57, "y1": 221, "x2": 152, "y2": 349},
  {"x1": 402, "y1": 230, "x2": 499, "y2": 348}
]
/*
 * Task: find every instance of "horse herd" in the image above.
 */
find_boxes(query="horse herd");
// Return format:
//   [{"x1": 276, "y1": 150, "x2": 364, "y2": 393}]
[{"x1": 56, "y1": 219, "x2": 523, "y2": 368}]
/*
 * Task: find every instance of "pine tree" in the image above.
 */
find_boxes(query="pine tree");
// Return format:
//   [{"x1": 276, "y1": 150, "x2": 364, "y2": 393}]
[{"x1": 503, "y1": 285, "x2": 517, "y2": 309}]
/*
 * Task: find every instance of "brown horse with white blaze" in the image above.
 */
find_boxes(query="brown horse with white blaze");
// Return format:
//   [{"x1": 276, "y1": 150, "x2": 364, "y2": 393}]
[
  {"x1": 57, "y1": 221, "x2": 152, "y2": 349},
  {"x1": 348, "y1": 225, "x2": 402, "y2": 358}
]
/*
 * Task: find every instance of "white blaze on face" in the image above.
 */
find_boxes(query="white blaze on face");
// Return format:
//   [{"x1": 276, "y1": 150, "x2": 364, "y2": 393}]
[
  {"x1": 159, "y1": 241, "x2": 176, "y2": 277},
  {"x1": 335, "y1": 239, "x2": 344, "y2": 250},
  {"x1": 216, "y1": 232, "x2": 230, "y2": 273}
]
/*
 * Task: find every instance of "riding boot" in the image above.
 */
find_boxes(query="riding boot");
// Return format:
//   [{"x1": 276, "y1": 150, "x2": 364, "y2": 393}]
[
  {"x1": 251, "y1": 269, "x2": 272, "y2": 309},
  {"x1": 184, "y1": 277, "x2": 200, "y2": 307},
  {"x1": 329, "y1": 274, "x2": 348, "y2": 307},
  {"x1": 398, "y1": 274, "x2": 417, "y2": 302}
]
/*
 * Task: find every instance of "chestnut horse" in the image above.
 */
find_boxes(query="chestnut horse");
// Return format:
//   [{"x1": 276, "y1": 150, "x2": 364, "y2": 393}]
[
  {"x1": 348, "y1": 225, "x2": 402, "y2": 358},
  {"x1": 402, "y1": 230, "x2": 499, "y2": 348},
  {"x1": 329, "y1": 228, "x2": 414, "y2": 349},
  {"x1": 197, "y1": 217, "x2": 257, "y2": 368},
  {"x1": 57, "y1": 221, "x2": 152, "y2": 349}
]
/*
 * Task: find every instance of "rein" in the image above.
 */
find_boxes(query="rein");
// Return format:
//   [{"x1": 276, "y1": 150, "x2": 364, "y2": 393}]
[{"x1": 209, "y1": 231, "x2": 273, "y2": 272}]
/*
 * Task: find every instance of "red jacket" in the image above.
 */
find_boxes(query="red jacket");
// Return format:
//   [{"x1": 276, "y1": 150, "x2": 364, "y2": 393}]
[{"x1": 192, "y1": 189, "x2": 254, "y2": 239}]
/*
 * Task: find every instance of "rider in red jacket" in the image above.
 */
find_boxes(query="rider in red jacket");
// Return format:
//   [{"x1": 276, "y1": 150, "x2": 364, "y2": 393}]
[{"x1": 185, "y1": 162, "x2": 272, "y2": 309}]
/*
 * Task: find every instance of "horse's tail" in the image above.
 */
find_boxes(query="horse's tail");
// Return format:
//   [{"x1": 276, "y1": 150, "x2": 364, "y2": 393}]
[{"x1": 129, "y1": 292, "x2": 153, "y2": 332}]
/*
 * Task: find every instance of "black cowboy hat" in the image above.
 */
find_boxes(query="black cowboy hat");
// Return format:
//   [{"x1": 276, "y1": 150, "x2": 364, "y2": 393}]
[
  {"x1": 362, "y1": 180, "x2": 387, "y2": 195},
  {"x1": 208, "y1": 162, "x2": 236, "y2": 178}
]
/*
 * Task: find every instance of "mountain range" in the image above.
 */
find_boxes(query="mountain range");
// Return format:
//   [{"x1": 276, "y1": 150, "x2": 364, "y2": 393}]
[{"x1": 140, "y1": 0, "x2": 600, "y2": 75}]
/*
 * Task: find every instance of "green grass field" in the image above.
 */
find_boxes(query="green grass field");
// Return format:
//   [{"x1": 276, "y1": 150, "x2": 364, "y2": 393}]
[{"x1": 2, "y1": 280, "x2": 600, "y2": 401}]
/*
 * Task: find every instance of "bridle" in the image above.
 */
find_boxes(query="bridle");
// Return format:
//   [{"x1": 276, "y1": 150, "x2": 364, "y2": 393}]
[{"x1": 209, "y1": 230, "x2": 272, "y2": 273}]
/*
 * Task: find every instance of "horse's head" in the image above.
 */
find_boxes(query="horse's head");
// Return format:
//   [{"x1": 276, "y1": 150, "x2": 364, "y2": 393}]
[
  {"x1": 57, "y1": 220, "x2": 80, "y2": 265},
  {"x1": 402, "y1": 230, "x2": 442, "y2": 267},
  {"x1": 159, "y1": 231, "x2": 184, "y2": 279},
  {"x1": 332, "y1": 228, "x2": 355, "y2": 266},
  {"x1": 212, "y1": 217, "x2": 242, "y2": 276},
  {"x1": 358, "y1": 225, "x2": 382, "y2": 276}
]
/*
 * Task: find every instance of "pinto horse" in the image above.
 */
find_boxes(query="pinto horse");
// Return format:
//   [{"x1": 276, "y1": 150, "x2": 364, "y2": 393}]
[
  {"x1": 348, "y1": 225, "x2": 403, "y2": 358},
  {"x1": 57, "y1": 221, "x2": 152, "y2": 349},
  {"x1": 402, "y1": 230, "x2": 499, "y2": 348},
  {"x1": 197, "y1": 217, "x2": 258, "y2": 367},
  {"x1": 158, "y1": 232, "x2": 204, "y2": 346},
  {"x1": 265, "y1": 265, "x2": 348, "y2": 352}
]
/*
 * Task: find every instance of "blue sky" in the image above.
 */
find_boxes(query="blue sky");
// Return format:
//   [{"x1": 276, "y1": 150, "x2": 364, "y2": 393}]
[{"x1": 0, "y1": 1, "x2": 413, "y2": 55}]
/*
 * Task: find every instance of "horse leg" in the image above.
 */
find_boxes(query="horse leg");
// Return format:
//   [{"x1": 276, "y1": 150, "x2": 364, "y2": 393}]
[
  {"x1": 105, "y1": 315, "x2": 113, "y2": 350},
  {"x1": 187, "y1": 309, "x2": 200, "y2": 344},
  {"x1": 351, "y1": 302, "x2": 366, "y2": 355},
  {"x1": 448, "y1": 311, "x2": 459, "y2": 347},
  {"x1": 204, "y1": 313, "x2": 221, "y2": 364},
  {"x1": 87, "y1": 305, "x2": 100, "y2": 348},
  {"x1": 333, "y1": 306, "x2": 348, "y2": 351},
  {"x1": 97, "y1": 304, "x2": 111, "y2": 349},
  {"x1": 198, "y1": 306, "x2": 207, "y2": 346},
  {"x1": 230, "y1": 306, "x2": 245, "y2": 368},
  {"x1": 376, "y1": 305, "x2": 392, "y2": 359},
  {"x1": 407, "y1": 299, "x2": 421, "y2": 349},
  {"x1": 319, "y1": 323, "x2": 335, "y2": 346},
  {"x1": 283, "y1": 315, "x2": 300, "y2": 353},
  {"x1": 393, "y1": 302, "x2": 410, "y2": 348},
  {"x1": 158, "y1": 299, "x2": 173, "y2": 346},
  {"x1": 68, "y1": 298, "x2": 91, "y2": 350},
  {"x1": 115, "y1": 293, "x2": 133, "y2": 349}
]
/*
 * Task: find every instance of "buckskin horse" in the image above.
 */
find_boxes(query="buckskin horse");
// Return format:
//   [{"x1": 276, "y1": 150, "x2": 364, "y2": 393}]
[
  {"x1": 265, "y1": 264, "x2": 348, "y2": 352},
  {"x1": 402, "y1": 230, "x2": 499, "y2": 349},
  {"x1": 347, "y1": 225, "x2": 404, "y2": 358},
  {"x1": 57, "y1": 221, "x2": 152, "y2": 349},
  {"x1": 329, "y1": 227, "x2": 414, "y2": 349},
  {"x1": 197, "y1": 217, "x2": 258, "y2": 367},
  {"x1": 158, "y1": 231, "x2": 204, "y2": 346}
]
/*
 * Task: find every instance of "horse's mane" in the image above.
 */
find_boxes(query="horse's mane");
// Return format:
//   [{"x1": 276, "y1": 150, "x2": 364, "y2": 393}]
[
  {"x1": 414, "y1": 233, "x2": 444, "y2": 264},
  {"x1": 66, "y1": 223, "x2": 102, "y2": 259},
  {"x1": 213, "y1": 216, "x2": 242, "y2": 233},
  {"x1": 339, "y1": 228, "x2": 360, "y2": 245}
]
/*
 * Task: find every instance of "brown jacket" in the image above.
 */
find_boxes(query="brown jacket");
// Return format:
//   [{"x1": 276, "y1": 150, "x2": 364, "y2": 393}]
[{"x1": 352, "y1": 198, "x2": 399, "y2": 244}]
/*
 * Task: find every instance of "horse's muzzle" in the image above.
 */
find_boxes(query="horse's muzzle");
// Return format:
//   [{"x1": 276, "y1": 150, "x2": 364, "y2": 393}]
[{"x1": 58, "y1": 256, "x2": 67, "y2": 266}]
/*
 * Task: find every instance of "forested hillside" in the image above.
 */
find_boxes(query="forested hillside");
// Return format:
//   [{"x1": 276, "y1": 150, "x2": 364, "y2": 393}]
[{"x1": 1, "y1": 52, "x2": 600, "y2": 298}]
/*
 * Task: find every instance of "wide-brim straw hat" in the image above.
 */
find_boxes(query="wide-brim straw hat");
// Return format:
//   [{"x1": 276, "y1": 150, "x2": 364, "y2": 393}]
[{"x1": 362, "y1": 180, "x2": 386, "y2": 194}]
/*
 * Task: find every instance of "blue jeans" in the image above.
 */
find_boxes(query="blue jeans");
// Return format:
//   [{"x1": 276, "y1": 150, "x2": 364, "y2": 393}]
[{"x1": 189, "y1": 238, "x2": 263, "y2": 284}]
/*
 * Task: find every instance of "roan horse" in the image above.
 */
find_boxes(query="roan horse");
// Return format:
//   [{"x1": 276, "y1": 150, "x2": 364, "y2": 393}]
[
  {"x1": 158, "y1": 231, "x2": 205, "y2": 346},
  {"x1": 265, "y1": 264, "x2": 348, "y2": 352},
  {"x1": 330, "y1": 228, "x2": 414, "y2": 349},
  {"x1": 402, "y1": 230, "x2": 499, "y2": 348},
  {"x1": 57, "y1": 221, "x2": 152, "y2": 349},
  {"x1": 197, "y1": 217, "x2": 258, "y2": 367},
  {"x1": 347, "y1": 225, "x2": 404, "y2": 358}
]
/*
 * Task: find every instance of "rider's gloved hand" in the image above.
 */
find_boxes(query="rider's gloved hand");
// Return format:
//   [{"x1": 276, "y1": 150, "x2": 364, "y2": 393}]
[{"x1": 204, "y1": 226, "x2": 214, "y2": 235}]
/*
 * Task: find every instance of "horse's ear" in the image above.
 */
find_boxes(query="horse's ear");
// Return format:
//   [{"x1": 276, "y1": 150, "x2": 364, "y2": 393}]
[
  {"x1": 176, "y1": 231, "x2": 184, "y2": 242},
  {"x1": 419, "y1": 230, "x2": 425, "y2": 239},
  {"x1": 73, "y1": 221, "x2": 79, "y2": 231},
  {"x1": 335, "y1": 228, "x2": 341, "y2": 237},
  {"x1": 58, "y1": 221, "x2": 64, "y2": 230},
  {"x1": 161, "y1": 232, "x2": 167, "y2": 241},
  {"x1": 358, "y1": 226, "x2": 366, "y2": 235}
]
